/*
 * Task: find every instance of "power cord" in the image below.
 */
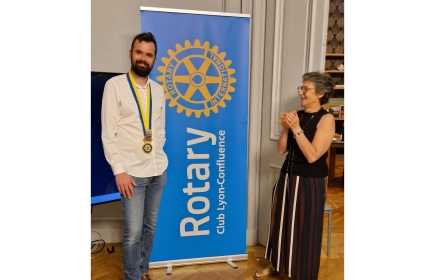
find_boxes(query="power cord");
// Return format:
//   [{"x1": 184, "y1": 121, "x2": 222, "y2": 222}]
[{"x1": 91, "y1": 231, "x2": 105, "y2": 254}]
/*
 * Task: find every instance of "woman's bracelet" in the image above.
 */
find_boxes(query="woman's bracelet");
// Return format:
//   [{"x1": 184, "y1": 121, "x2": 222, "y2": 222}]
[{"x1": 294, "y1": 130, "x2": 304, "y2": 138}]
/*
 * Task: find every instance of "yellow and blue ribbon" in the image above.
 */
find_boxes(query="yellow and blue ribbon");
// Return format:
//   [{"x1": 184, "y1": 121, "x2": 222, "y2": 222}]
[{"x1": 126, "y1": 71, "x2": 152, "y2": 135}]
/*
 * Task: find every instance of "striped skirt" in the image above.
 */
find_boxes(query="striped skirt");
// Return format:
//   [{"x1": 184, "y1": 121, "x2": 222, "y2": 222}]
[{"x1": 265, "y1": 172, "x2": 327, "y2": 280}]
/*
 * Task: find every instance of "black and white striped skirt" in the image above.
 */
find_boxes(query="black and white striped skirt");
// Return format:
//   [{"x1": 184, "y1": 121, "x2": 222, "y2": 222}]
[{"x1": 265, "y1": 172, "x2": 327, "y2": 280}]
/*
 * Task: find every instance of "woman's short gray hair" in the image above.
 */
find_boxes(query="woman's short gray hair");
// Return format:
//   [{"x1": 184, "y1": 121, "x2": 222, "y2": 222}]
[{"x1": 302, "y1": 72, "x2": 335, "y2": 105}]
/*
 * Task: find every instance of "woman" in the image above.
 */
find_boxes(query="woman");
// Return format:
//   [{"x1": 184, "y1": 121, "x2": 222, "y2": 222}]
[{"x1": 254, "y1": 72, "x2": 335, "y2": 280}]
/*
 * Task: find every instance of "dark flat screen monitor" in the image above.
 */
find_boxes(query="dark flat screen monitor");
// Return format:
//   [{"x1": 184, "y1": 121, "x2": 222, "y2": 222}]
[{"x1": 91, "y1": 72, "x2": 122, "y2": 205}]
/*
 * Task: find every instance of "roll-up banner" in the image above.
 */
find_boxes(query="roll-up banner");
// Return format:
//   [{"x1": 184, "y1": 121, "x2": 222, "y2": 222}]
[{"x1": 140, "y1": 7, "x2": 250, "y2": 267}]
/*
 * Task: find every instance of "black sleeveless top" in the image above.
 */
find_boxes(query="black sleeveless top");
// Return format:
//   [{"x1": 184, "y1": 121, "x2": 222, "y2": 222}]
[{"x1": 280, "y1": 108, "x2": 329, "y2": 178}]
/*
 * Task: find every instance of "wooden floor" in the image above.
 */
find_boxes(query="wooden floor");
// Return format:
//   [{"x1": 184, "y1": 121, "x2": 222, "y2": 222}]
[{"x1": 91, "y1": 154, "x2": 344, "y2": 280}]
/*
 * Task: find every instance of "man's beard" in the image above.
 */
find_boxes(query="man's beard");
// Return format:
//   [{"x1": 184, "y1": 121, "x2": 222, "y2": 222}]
[{"x1": 131, "y1": 60, "x2": 153, "y2": 78}]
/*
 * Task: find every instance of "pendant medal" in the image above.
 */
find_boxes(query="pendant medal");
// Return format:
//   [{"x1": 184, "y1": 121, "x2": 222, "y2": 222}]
[
  {"x1": 142, "y1": 130, "x2": 153, "y2": 153},
  {"x1": 142, "y1": 142, "x2": 152, "y2": 153}
]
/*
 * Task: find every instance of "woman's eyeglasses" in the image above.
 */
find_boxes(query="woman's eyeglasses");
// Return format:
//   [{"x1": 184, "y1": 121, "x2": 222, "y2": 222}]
[{"x1": 297, "y1": 86, "x2": 314, "y2": 94}]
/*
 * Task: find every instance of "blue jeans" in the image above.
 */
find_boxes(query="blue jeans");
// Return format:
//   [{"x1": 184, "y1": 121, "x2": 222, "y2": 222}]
[{"x1": 121, "y1": 171, "x2": 166, "y2": 280}]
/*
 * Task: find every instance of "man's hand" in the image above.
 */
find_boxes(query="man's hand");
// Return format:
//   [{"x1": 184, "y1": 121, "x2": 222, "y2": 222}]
[{"x1": 115, "y1": 172, "x2": 137, "y2": 199}]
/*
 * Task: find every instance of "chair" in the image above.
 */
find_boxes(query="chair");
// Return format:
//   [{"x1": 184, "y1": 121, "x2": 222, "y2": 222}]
[{"x1": 324, "y1": 203, "x2": 332, "y2": 257}]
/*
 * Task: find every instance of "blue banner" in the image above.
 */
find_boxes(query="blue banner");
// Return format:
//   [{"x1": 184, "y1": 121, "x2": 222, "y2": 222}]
[{"x1": 140, "y1": 8, "x2": 250, "y2": 265}]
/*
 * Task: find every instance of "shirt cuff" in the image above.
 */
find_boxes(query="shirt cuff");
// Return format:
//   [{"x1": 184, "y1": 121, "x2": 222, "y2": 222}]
[{"x1": 111, "y1": 163, "x2": 125, "y2": 176}]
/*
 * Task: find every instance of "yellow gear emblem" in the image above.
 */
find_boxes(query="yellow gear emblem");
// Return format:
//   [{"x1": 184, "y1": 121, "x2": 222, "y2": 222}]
[{"x1": 157, "y1": 40, "x2": 236, "y2": 118}]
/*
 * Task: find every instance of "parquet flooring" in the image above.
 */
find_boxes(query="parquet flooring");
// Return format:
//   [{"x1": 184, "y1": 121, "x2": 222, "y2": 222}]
[{"x1": 91, "y1": 154, "x2": 344, "y2": 280}]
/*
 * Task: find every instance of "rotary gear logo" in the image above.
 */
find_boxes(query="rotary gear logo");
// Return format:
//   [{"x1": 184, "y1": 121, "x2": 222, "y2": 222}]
[{"x1": 157, "y1": 40, "x2": 236, "y2": 118}]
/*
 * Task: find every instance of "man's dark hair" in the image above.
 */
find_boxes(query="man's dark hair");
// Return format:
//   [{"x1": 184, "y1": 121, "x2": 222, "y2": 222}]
[{"x1": 130, "y1": 32, "x2": 157, "y2": 56}]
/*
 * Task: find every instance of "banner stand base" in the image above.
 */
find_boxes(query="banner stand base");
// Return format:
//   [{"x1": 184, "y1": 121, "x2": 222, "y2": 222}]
[{"x1": 150, "y1": 253, "x2": 248, "y2": 269}]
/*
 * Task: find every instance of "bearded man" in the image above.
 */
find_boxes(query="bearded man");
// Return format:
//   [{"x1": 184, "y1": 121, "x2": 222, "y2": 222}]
[{"x1": 101, "y1": 32, "x2": 168, "y2": 280}]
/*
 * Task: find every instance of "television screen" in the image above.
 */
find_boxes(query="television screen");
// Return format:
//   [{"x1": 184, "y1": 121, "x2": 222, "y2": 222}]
[{"x1": 91, "y1": 72, "x2": 122, "y2": 205}]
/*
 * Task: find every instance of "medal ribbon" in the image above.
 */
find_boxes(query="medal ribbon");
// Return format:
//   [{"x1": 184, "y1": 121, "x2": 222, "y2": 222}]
[{"x1": 126, "y1": 71, "x2": 152, "y2": 135}]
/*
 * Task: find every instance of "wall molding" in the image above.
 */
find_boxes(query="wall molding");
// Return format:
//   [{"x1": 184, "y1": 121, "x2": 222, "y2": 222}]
[
  {"x1": 246, "y1": 0, "x2": 266, "y2": 246},
  {"x1": 269, "y1": 0, "x2": 285, "y2": 140},
  {"x1": 222, "y1": 0, "x2": 228, "y2": 12},
  {"x1": 309, "y1": 0, "x2": 330, "y2": 72},
  {"x1": 304, "y1": 0, "x2": 313, "y2": 73},
  {"x1": 269, "y1": 0, "x2": 321, "y2": 140},
  {"x1": 241, "y1": 0, "x2": 252, "y2": 14}
]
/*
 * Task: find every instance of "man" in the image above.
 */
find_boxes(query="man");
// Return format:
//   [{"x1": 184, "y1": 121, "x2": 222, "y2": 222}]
[{"x1": 101, "y1": 32, "x2": 168, "y2": 280}]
